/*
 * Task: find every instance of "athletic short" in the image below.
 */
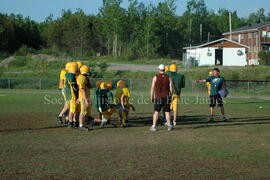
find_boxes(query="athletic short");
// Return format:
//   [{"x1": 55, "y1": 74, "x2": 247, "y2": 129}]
[
  {"x1": 79, "y1": 98, "x2": 91, "y2": 116},
  {"x1": 170, "y1": 94, "x2": 179, "y2": 111},
  {"x1": 210, "y1": 94, "x2": 223, "y2": 107},
  {"x1": 154, "y1": 96, "x2": 171, "y2": 113},
  {"x1": 69, "y1": 98, "x2": 77, "y2": 113}
]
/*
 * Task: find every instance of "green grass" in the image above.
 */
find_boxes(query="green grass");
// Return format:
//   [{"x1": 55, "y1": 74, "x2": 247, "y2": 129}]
[{"x1": 0, "y1": 90, "x2": 270, "y2": 179}]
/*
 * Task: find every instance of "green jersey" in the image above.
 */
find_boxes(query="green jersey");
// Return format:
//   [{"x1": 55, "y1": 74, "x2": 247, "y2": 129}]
[
  {"x1": 206, "y1": 75, "x2": 226, "y2": 96},
  {"x1": 166, "y1": 71, "x2": 185, "y2": 95},
  {"x1": 65, "y1": 73, "x2": 78, "y2": 100},
  {"x1": 96, "y1": 88, "x2": 114, "y2": 112}
]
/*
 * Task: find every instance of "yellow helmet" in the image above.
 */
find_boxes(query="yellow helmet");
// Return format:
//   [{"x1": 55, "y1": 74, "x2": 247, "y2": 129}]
[
  {"x1": 68, "y1": 65, "x2": 77, "y2": 73},
  {"x1": 209, "y1": 71, "x2": 213, "y2": 75},
  {"x1": 77, "y1": 61, "x2": 83, "y2": 69},
  {"x1": 165, "y1": 65, "x2": 169, "y2": 72},
  {"x1": 70, "y1": 62, "x2": 78, "y2": 69},
  {"x1": 100, "y1": 82, "x2": 105, "y2": 89},
  {"x1": 96, "y1": 80, "x2": 103, "y2": 88},
  {"x1": 117, "y1": 80, "x2": 126, "y2": 88},
  {"x1": 170, "y1": 64, "x2": 177, "y2": 72},
  {"x1": 105, "y1": 81, "x2": 112, "y2": 89},
  {"x1": 80, "y1": 65, "x2": 90, "y2": 74},
  {"x1": 65, "y1": 62, "x2": 72, "y2": 70}
]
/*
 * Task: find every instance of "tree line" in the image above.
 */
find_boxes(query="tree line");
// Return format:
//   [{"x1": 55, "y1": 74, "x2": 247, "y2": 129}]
[{"x1": 1, "y1": 0, "x2": 270, "y2": 60}]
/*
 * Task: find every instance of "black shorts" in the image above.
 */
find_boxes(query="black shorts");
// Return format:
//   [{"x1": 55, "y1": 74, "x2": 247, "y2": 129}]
[
  {"x1": 210, "y1": 94, "x2": 223, "y2": 107},
  {"x1": 154, "y1": 96, "x2": 171, "y2": 113}
]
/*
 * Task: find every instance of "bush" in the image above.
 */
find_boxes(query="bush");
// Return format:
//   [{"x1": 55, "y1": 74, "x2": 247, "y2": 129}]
[
  {"x1": 258, "y1": 51, "x2": 270, "y2": 66},
  {"x1": 97, "y1": 62, "x2": 109, "y2": 72},
  {"x1": 0, "y1": 52, "x2": 9, "y2": 61},
  {"x1": 9, "y1": 56, "x2": 31, "y2": 68},
  {"x1": 38, "y1": 48, "x2": 68, "y2": 57},
  {"x1": 14, "y1": 45, "x2": 36, "y2": 56}
]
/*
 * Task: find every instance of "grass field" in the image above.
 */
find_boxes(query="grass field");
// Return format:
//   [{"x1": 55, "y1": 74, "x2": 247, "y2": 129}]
[{"x1": 0, "y1": 90, "x2": 270, "y2": 179}]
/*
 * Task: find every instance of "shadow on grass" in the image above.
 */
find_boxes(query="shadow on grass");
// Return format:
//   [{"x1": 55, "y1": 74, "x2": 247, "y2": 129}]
[
  {"x1": 0, "y1": 125, "x2": 67, "y2": 133},
  {"x1": 129, "y1": 115, "x2": 270, "y2": 130},
  {"x1": 1, "y1": 116, "x2": 270, "y2": 133}
]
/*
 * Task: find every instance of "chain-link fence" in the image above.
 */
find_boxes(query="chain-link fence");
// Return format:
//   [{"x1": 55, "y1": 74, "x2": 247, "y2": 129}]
[{"x1": 0, "y1": 78, "x2": 269, "y2": 96}]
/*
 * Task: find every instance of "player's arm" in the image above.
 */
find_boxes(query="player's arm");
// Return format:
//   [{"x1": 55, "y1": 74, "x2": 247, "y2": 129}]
[
  {"x1": 182, "y1": 75, "x2": 186, "y2": 88},
  {"x1": 81, "y1": 88, "x2": 90, "y2": 106},
  {"x1": 121, "y1": 94, "x2": 125, "y2": 110},
  {"x1": 150, "y1": 76, "x2": 156, "y2": 100},
  {"x1": 169, "y1": 77, "x2": 173, "y2": 95},
  {"x1": 195, "y1": 79, "x2": 206, "y2": 83},
  {"x1": 60, "y1": 79, "x2": 65, "y2": 89}
]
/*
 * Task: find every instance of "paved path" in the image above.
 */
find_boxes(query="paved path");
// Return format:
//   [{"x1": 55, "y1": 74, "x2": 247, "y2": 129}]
[{"x1": 107, "y1": 63, "x2": 157, "y2": 72}]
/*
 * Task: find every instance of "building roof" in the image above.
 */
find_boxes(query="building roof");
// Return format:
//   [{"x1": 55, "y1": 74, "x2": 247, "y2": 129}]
[
  {"x1": 183, "y1": 38, "x2": 249, "y2": 49},
  {"x1": 223, "y1": 21, "x2": 270, "y2": 35}
]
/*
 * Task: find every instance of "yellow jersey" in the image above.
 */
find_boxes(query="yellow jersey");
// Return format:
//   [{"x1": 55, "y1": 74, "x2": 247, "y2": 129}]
[
  {"x1": 59, "y1": 69, "x2": 67, "y2": 89},
  {"x1": 76, "y1": 74, "x2": 91, "y2": 99},
  {"x1": 114, "y1": 88, "x2": 123, "y2": 105},
  {"x1": 114, "y1": 87, "x2": 131, "y2": 105}
]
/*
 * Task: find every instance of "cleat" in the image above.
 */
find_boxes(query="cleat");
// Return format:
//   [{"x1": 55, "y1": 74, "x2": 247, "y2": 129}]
[
  {"x1": 222, "y1": 116, "x2": 228, "y2": 122},
  {"x1": 56, "y1": 115, "x2": 63, "y2": 124},
  {"x1": 168, "y1": 125, "x2": 174, "y2": 131},
  {"x1": 86, "y1": 116, "x2": 94, "y2": 125},
  {"x1": 74, "y1": 122, "x2": 79, "y2": 128},
  {"x1": 78, "y1": 126, "x2": 89, "y2": 131},
  {"x1": 149, "y1": 125, "x2": 157, "y2": 131},
  {"x1": 100, "y1": 120, "x2": 107, "y2": 128},
  {"x1": 68, "y1": 122, "x2": 74, "y2": 128},
  {"x1": 208, "y1": 116, "x2": 215, "y2": 122},
  {"x1": 90, "y1": 121, "x2": 96, "y2": 126}
]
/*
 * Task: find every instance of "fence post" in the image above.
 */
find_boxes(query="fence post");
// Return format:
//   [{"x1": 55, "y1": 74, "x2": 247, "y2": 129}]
[
  {"x1": 247, "y1": 81, "x2": 250, "y2": 94},
  {"x1": 8, "y1": 78, "x2": 11, "y2": 89},
  {"x1": 39, "y1": 79, "x2": 42, "y2": 90},
  {"x1": 191, "y1": 80, "x2": 194, "y2": 93},
  {"x1": 130, "y1": 79, "x2": 132, "y2": 91}
]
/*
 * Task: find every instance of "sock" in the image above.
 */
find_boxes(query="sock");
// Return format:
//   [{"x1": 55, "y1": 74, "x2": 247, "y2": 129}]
[{"x1": 79, "y1": 124, "x2": 83, "y2": 127}]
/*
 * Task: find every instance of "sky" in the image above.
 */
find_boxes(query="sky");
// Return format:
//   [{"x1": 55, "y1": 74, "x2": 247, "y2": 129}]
[{"x1": 0, "y1": 0, "x2": 269, "y2": 22}]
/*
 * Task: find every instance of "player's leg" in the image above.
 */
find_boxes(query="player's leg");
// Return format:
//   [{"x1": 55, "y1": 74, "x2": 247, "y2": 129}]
[
  {"x1": 150, "y1": 98, "x2": 161, "y2": 131},
  {"x1": 78, "y1": 99, "x2": 88, "y2": 131},
  {"x1": 125, "y1": 107, "x2": 130, "y2": 126},
  {"x1": 150, "y1": 111, "x2": 159, "y2": 131},
  {"x1": 172, "y1": 94, "x2": 179, "y2": 125},
  {"x1": 164, "y1": 97, "x2": 173, "y2": 130},
  {"x1": 209, "y1": 95, "x2": 216, "y2": 122},
  {"x1": 217, "y1": 95, "x2": 227, "y2": 121},
  {"x1": 68, "y1": 98, "x2": 77, "y2": 128},
  {"x1": 100, "y1": 111, "x2": 110, "y2": 128},
  {"x1": 57, "y1": 91, "x2": 69, "y2": 123},
  {"x1": 117, "y1": 104, "x2": 124, "y2": 127}
]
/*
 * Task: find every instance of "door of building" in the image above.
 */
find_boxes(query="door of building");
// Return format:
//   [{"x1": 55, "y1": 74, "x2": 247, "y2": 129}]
[{"x1": 215, "y1": 49, "x2": 223, "y2": 65}]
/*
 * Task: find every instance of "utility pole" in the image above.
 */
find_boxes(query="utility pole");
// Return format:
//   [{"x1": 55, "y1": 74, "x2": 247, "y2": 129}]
[
  {"x1": 147, "y1": 23, "x2": 149, "y2": 57},
  {"x1": 229, "y1": 12, "x2": 232, "y2": 40},
  {"x1": 200, "y1": 24, "x2": 202, "y2": 43},
  {"x1": 189, "y1": 19, "x2": 192, "y2": 48},
  {"x1": 208, "y1": 32, "x2": 210, "y2": 42}
]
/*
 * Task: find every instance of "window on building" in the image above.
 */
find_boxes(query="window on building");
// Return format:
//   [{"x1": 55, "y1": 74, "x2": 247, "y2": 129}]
[
  {"x1": 267, "y1": 31, "x2": 270, "y2": 38},
  {"x1": 262, "y1": 31, "x2": 270, "y2": 38},
  {"x1": 238, "y1": 34, "x2": 243, "y2": 43}
]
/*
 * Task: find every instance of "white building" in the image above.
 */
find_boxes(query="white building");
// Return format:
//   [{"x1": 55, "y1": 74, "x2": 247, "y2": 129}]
[{"x1": 183, "y1": 38, "x2": 249, "y2": 67}]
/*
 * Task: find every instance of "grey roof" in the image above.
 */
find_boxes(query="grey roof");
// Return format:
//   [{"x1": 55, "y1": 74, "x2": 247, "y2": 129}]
[
  {"x1": 183, "y1": 38, "x2": 249, "y2": 49},
  {"x1": 223, "y1": 21, "x2": 270, "y2": 34}
]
